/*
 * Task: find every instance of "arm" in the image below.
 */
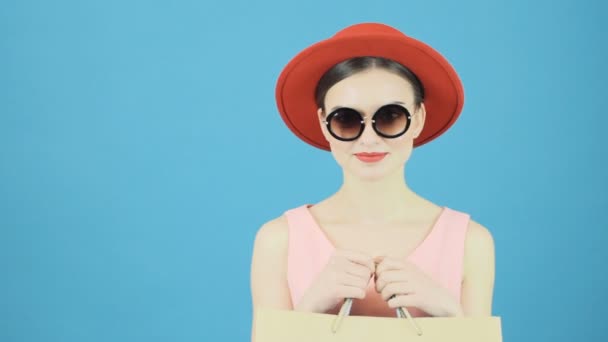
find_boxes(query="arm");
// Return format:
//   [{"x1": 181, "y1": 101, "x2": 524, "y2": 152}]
[
  {"x1": 250, "y1": 216, "x2": 293, "y2": 342},
  {"x1": 460, "y1": 219, "x2": 496, "y2": 316}
]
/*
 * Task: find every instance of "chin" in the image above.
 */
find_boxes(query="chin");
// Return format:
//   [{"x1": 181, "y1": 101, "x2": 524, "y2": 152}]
[{"x1": 347, "y1": 163, "x2": 397, "y2": 182}]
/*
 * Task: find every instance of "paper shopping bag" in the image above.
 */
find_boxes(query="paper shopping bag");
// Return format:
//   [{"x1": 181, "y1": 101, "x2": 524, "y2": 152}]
[{"x1": 255, "y1": 300, "x2": 502, "y2": 342}]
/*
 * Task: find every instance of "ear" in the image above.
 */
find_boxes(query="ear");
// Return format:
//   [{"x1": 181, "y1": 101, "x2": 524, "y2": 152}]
[
  {"x1": 412, "y1": 103, "x2": 426, "y2": 138},
  {"x1": 317, "y1": 107, "x2": 331, "y2": 142}
]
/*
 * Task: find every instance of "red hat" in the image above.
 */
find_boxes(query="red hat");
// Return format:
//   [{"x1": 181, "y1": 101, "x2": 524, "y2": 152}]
[{"x1": 275, "y1": 22, "x2": 464, "y2": 151}]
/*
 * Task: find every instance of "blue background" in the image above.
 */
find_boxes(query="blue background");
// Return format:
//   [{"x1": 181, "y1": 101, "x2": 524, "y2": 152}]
[{"x1": 1, "y1": 0, "x2": 606, "y2": 341}]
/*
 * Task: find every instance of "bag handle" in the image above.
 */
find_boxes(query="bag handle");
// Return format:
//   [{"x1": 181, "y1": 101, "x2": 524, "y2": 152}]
[{"x1": 331, "y1": 297, "x2": 423, "y2": 336}]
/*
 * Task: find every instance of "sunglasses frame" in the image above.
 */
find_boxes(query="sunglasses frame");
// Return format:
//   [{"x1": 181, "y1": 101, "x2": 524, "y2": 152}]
[{"x1": 322, "y1": 104, "x2": 413, "y2": 141}]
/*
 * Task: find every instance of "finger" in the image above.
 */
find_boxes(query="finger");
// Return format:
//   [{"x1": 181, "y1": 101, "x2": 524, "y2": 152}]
[
  {"x1": 345, "y1": 263, "x2": 373, "y2": 279},
  {"x1": 336, "y1": 250, "x2": 375, "y2": 271},
  {"x1": 387, "y1": 293, "x2": 420, "y2": 309},
  {"x1": 375, "y1": 270, "x2": 409, "y2": 292},
  {"x1": 337, "y1": 285, "x2": 366, "y2": 300},
  {"x1": 375, "y1": 257, "x2": 410, "y2": 276},
  {"x1": 380, "y1": 282, "x2": 415, "y2": 301},
  {"x1": 338, "y1": 273, "x2": 370, "y2": 289}
]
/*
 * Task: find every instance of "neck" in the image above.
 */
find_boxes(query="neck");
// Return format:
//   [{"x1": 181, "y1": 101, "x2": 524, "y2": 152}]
[{"x1": 332, "y1": 167, "x2": 420, "y2": 224}]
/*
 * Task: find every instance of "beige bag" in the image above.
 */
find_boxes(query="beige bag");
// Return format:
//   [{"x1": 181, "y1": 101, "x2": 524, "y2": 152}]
[{"x1": 255, "y1": 298, "x2": 502, "y2": 341}]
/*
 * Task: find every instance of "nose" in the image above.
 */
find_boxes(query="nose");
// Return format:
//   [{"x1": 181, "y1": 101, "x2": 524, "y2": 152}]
[{"x1": 357, "y1": 115, "x2": 381, "y2": 146}]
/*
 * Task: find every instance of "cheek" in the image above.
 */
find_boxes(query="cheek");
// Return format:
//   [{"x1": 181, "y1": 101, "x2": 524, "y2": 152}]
[
  {"x1": 386, "y1": 139, "x2": 414, "y2": 160},
  {"x1": 328, "y1": 141, "x2": 354, "y2": 164}
]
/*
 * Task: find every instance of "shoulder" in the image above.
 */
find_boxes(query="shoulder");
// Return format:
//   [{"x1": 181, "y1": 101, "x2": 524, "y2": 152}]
[
  {"x1": 464, "y1": 219, "x2": 495, "y2": 257},
  {"x1": 252, "y1": 215, "x2": 290, "y2": 258},
  {"x1": 445, "y1": 206, "x2": 494, "y2": 250},
  {"x1": 463, "y1": 218, "x2": 496, "y2": 281},
  {"x1": 252, "y1": 204, "x2": 311, "y2": 253},
  {"x1": 250, "y1": 215, "x2": 294, "y2": 311},
  {"x1": 251, "y1": 215, "x2": 290, "y2": 284}
]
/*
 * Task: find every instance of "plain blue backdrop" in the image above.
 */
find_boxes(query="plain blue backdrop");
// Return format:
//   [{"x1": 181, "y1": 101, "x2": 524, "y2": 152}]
[{"x1": 1, "y1": 0, "x2": 606, "y2": 341}]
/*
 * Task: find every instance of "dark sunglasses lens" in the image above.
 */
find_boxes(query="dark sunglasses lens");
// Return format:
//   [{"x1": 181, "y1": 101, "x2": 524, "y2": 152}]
[
  {"x1": 329, "y1": 109, "x2": 362, "y2": 139},
  {"x1": 374, "y1": 105, "x2": 409, "y2": 137}
]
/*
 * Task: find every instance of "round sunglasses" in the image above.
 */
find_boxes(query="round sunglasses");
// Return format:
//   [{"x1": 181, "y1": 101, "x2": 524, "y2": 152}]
[{"x1": 322, "y1": 104, "x2": 413, "y2": 141}]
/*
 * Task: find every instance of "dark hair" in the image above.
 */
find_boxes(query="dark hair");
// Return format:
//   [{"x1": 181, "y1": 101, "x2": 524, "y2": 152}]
[{"x1": 314, "y1": 56, "x2": 425, "y2": 111}]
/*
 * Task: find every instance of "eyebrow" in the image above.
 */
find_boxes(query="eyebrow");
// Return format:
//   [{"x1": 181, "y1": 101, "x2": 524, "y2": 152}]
[{"x1": 328, "y1": 101, "x2": 407, "y2": 113}]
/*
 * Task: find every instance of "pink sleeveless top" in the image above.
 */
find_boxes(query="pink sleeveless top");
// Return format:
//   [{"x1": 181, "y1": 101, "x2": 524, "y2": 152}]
[{"x1": 284, "y1": 204, "x2": 470, "y2": 317}]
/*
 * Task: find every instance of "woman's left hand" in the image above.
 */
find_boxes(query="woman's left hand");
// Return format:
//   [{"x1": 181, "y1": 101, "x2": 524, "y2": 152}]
[{"x1": 374, "y1": 256, "x2": 464, "y2": 317}]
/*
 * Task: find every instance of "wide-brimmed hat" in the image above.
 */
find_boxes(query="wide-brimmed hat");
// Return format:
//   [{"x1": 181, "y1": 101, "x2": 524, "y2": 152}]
[{"x1": 275, "y1": 22, "x2": 464, "y2": 151}]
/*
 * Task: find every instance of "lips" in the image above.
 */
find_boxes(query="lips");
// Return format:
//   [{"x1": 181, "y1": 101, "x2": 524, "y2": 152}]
[{"x1": 354, "y1": 152, "x2": 388, "y2": 163}]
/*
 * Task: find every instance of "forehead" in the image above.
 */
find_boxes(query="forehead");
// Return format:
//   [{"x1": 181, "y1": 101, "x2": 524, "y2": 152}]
[{"x1": 324, "y1": 68, "x2": 415, "y2": 111}]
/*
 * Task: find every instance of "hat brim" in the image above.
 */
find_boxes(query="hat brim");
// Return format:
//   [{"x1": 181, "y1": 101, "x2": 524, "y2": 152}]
[{"x1": 276, "y1": 33, "x2": 464, "y2": 151}]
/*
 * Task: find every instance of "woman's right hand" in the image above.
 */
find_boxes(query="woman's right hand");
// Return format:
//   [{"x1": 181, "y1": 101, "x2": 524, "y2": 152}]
[{"x1": 294, "y1": 250, "x2": 376, "y2": 314}]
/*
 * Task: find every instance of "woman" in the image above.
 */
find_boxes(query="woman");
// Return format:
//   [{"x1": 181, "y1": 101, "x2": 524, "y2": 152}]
[{"x1": 250, "y1": 22, "x2": 495, "y2": 334}]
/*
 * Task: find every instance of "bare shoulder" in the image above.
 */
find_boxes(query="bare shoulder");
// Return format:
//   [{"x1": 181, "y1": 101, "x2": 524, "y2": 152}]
[
  {"x1": 250, "y1": 214, "x2": 293, "y2": 310},
  {"x1": 459, "y1": 217, "x2": 496, "y2": 315},
  {"x1": 463, "y1": 218, "x2": 496, "y2": 282},
  {"x1": 251, "y1": 215, "x2": 290, "y2": 273},
  {"x1": 253, "y1": 215, "x2": 289, "y2": 253},
  {"x1": 464, "y1": 219, "x2": 495, "y2": 258},
  {"x1": 250, "y1": 215, "x2": 293, "y2": 339}
]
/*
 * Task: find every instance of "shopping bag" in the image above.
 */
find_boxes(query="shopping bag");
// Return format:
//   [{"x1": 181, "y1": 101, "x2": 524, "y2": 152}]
[{"x1": 255, "y1": 298, "x2": 502, "y2": 341}]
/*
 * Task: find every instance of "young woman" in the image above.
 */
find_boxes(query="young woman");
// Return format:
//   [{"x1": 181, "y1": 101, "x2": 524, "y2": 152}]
[{"x1": 250, "y1": 22, "x2": 495, "y2": 337}]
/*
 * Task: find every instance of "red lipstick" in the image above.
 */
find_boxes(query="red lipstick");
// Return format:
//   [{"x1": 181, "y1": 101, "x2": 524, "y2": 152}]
[{"x1": 354, "y1": 152, "x2": 388, "y2": 163}]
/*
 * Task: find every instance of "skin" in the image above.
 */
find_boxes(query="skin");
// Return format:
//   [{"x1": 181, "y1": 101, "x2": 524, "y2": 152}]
[{"x1": 250, "y1": 68, "x2": 495, "y2": 340}]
